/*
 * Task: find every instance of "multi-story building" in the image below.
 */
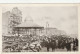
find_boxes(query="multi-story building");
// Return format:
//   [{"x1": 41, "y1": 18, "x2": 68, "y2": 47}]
[
  {"x1": 2, "y1": 7, "x2": 22, "y2": 35},
  {"x1": 2, "y1": 11, "x2": 11, "y2": 35}
]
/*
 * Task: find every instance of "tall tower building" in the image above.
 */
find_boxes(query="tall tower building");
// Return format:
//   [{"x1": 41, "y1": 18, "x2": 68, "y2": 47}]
[{"x1": 2, "y1": 7, "x2": 22, "y2": 35}]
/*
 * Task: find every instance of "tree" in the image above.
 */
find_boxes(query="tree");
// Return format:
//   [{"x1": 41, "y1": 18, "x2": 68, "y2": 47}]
[{"x1": 8, "y1": 7, "x2": 22, "y2": 34}]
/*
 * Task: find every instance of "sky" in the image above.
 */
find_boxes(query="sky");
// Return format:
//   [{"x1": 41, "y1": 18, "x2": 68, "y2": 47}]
[{"x1": 2, "y1": 6, "x2": 78, "y2": 35}]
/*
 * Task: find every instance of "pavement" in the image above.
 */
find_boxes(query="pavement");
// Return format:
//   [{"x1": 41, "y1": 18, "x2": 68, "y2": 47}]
[{"x1": 40, "y1": 47, "x2": 67, "y2": 52}]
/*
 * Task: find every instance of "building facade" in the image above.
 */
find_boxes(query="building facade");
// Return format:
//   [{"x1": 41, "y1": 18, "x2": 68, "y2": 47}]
[{"x1": 2, "y1": 7, "x2": 22, "y2": 35}]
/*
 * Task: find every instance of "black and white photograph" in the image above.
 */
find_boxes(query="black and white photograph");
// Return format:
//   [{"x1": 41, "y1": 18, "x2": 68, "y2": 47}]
[{"x1": 2, "y1": 4, "x2": 78, "y2": 52}]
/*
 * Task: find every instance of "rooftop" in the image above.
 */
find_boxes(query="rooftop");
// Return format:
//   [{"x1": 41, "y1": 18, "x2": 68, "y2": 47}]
[{"x1": 15, "y1": 21, "x2": 44, "y2": 29}]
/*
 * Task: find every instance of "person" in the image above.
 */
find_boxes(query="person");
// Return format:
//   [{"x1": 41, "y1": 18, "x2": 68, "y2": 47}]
[
  {"x1": 71, "y1": 42, "x2": 74, "y2": 51},
  {"x1": 55, "y1": 40, "x2": 58, "y2": 49},
  {"x1": 72, "y1": 38, "x2": 75, "y2": 51},
  {"x1": 61, "y1": 40, "x2": 66, "y2": 49},
  {"x1": 66, "y1": 40, "x2": 71, "y2": 51},
  {"x1": 35, "y1": 43, "x2": 41, "y2": 52},
  {"x1": 73, "y1": 44, "x2": 76, "y2": 51},
  {"x1": 46, "y1": 40, "x2": 50, "y2": 51},
  {"x1": 73, "y1": 38, "x2": 78, "y2": 51},
  {"x1": 58, "y1": 39, "x2": 62, "y2": 49},
  {"x1": 50, "y1": 38, "x2": 56, "y2": 51},
  {"x1": 75, "y1": 38, "x2": 78, "y2": 51}
]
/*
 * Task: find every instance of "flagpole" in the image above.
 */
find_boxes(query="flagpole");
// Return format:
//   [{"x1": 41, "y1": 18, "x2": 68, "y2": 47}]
[{"x1": 46, "y1": 21, "x2": 49, "y2": 36}]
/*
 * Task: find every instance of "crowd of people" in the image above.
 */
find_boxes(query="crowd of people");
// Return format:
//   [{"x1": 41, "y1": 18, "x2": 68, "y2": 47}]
[
  {"x1": 41, "y1": 35, "x2": 78, "y2": 51},
  {"x1": 3, "y1": 34, "x2": 78, "y2": 52}
]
